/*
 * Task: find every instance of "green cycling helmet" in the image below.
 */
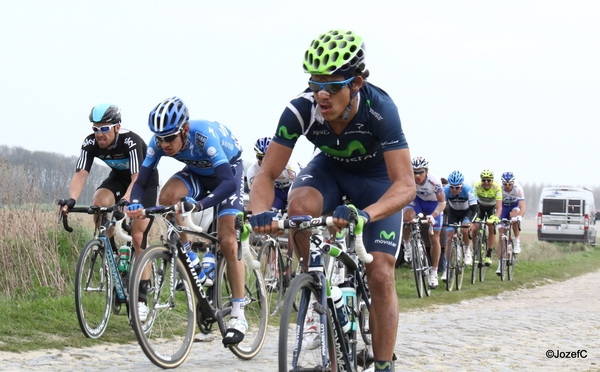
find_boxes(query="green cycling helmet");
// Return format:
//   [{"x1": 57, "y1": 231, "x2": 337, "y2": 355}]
[
  {"x1": 480, "y1": 169, "x2": 494, "y2": 179},
  {"x1": 303, "y1": 30, "x2": 366, "y2": 76}
]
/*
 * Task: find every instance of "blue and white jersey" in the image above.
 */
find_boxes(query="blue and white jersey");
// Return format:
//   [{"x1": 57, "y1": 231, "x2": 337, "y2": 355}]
[
  {"x1": 142, "y1": 120, "x2": 242, "y2": 176},
  {"x1": 502, "y1": 182, "x2": 525, "y2": 206},
  {"x1": 415, "y1": 173, "x2": 444, "y2": 202},
  {"x1": 444, "y1": 184, "x2": 477, "y2": 211},
  {"x1": 272, "y1": 82, "x2": 408, "y2": 172}
]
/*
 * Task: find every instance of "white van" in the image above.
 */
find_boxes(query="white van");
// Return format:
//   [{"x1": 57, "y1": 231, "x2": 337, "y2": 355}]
[{"x1": 537, "y1": 186, "x2": 597, "y2": 246}]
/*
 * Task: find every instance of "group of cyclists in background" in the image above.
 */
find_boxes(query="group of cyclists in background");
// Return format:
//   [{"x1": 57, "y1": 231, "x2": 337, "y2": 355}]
[
  {"x1": 57, "y1": 29, "x2": 523, "y2": 372},
  {"x1": 401, "y1": 160, "x2": 525, "y2": 290}
]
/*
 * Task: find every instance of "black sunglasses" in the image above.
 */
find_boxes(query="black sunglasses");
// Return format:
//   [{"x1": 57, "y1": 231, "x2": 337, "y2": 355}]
[
  {"x1": 156, "y1": 130, "x2": 181, "y2": 143},
  {"x1": 450, "y1": 185, "x2": 462, "y2": 190},
  {"x1": 414, "y1": 170, "x2": 426, "y2": 175},
  {"x1": 481, "y1": 179, "x2": 493, "y2": 183}
]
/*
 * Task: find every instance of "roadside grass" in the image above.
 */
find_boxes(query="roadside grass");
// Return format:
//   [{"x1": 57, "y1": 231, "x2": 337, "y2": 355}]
[{"x1": 1, "y1": 218, "x2": 599, "y2": 353}]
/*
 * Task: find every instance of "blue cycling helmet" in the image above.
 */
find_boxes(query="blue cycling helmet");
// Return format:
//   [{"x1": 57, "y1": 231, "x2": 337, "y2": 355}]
[
  {"x1": 411, "y1": 156, "x2": 429, "y2": 170},
  {"x1": 148, "y1": 96, "x2": 189, "y2": 135},
  {"x1": 89, "y1": 103, "x2": 121, "y2": 124},
  {"x1": 448, "y1": 170, "x2": 464, "y2": 186},
  {"x1": 254, "y1": 137, "x2": 272, "y2": 156},
  {"x1": 501, "y1": 171, "x2": 515, "y2": 183}
]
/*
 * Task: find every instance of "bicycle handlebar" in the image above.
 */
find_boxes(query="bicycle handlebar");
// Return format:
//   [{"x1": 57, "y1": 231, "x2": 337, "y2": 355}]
[
  {"x1": 140, "y1": 199, "x2": 260, "y2": 270},
  {"x1": 274, "y1": 215, "x2": 373, "y2": 264}
]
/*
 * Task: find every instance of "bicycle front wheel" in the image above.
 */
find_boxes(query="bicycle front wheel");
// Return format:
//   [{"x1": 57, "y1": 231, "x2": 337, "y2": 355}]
[
  {"x1": 215, "y1": 252, "x2": 268, "y2": 360},
  {"x1": 279, "y1": 273, "x2": 337, "y2": 372},
  {"x1": 75, "y1": 239, "x2": 112, "y2": 339},
  {"x1": 499, "y1": 238, "x2": 507, "y2": 281},
  {"x1": 258, "y1": 238, "x2": 284, "y2": 316},
  {"x1": 446, "y1": 240, "x2": 457, "y2": 292},
  {"x1": 507, "y1": 241, "x2": 515, "y2": 281},
  {"x1": 456, "y1": 242, "x2": 465, "y2": 291},
  {"x1": 411, "y1": 240, "x2": 425, "y2": 298},
  {"x1": 129, "y1": 245, "x2": 196, "y2": 369},
  {"x1": 417, "y1": 240, "x2": 431, "y2": 296},
  {"x1": 471, "y1": 232, "x2": 480, "y2": 285},
  {"x1": 479, "y1": 232, "x2": 487, "y2": 283}
]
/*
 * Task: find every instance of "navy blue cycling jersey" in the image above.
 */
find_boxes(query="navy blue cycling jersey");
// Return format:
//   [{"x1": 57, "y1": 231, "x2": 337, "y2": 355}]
[
  {"x1": 273, "y1": 82, "x2": 408, "y2": 172},
  {"x1": 76, "y1": 128, "x2": 146, "y2": 177}
]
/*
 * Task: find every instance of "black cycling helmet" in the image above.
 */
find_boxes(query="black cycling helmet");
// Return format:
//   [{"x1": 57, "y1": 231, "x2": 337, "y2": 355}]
[{"x1": 89, "y1": 104, "x2": 121, "y2": 124}]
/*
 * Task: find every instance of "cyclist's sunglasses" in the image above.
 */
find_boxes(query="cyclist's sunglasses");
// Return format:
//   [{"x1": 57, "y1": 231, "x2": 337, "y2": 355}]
[
  {"x1": 482, "y1": 179, "x2": 493, "y2": 183},
  {"x1": 413, "y1": 170, "x2": 426, "y2": 175},
  {"x1": 92, "y1": 123, "x2": 118, "y2": 134},
  {"x1": 450, "y1": 185, "x2": 462, "y2": 190},
  {"x1": 156, "y1": 130, "x2": 182, "y2": 143},
  {"x1": 308, "y1": 76, "x2": 355, "y2": 94},
  {"x1": 256, "y1": 154, "x2": 265, "y2": 161}
]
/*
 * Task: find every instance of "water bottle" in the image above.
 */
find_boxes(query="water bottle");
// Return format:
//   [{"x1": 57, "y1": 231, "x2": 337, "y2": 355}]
[
  {"x1": 199, "y1": 248, "x2": 215, "y2": 286},
  {"x1": 117, "y1": 245, "x2": 131, "y2": 273},
  {"x1": 340, "y1": 287, "x2": 357, "y2": 331},
  {"x1": 331, "y1": 286, "x2": 350, "y2": 333},
  {"x1": 184, "y1": 242, "x2": 200, "y2": 272}
]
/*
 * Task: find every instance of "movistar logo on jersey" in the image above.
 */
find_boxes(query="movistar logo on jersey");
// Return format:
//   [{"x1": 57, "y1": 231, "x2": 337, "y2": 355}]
[
  {"x1": 278, "y1": 126, "x2": 299, "y2": 140},
  {"x1": 320, "y1": 140, "x2": 366, "y2": 157},
  {"x1": 374, "y1": 230, "x2": 398, "y2": 247}
]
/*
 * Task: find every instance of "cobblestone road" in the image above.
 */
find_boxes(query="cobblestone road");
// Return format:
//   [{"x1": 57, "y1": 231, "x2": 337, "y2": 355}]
[{"x1": 1, "y1": 270, "x2": 599, "y2": 371}]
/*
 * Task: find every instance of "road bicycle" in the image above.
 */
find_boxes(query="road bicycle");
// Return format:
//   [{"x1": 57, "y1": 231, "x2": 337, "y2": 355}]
[
  {"x1": 277, "y1": 205, "x2": 373, "y2": 372},
  {"x1": 128, "y1": 198, "x2": 268, "y2": 369},
  {"x1": 57, "y1": 200, "x2": 155, "y2": 339},
  {"x1": 443, "y1": 222, "x2": 470, "y2": 292},
  {"x1": 497, "y1": 218, "x2": 520, "y2": 281},
  {"x1": 471, "y1": 213, "x2": 496, "y2": 284},
  {"x1": 404, "y1": 214, "x2": 432, "y2": 298}
]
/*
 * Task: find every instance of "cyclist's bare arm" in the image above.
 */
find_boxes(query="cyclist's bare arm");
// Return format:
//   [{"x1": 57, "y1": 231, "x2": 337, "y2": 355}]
[
  {"x1": 61, "y1": 170, "x2": 89, "y2": 213},
  {"x1": 363, "y1": 148, "x2": 414, "y2": 222}
]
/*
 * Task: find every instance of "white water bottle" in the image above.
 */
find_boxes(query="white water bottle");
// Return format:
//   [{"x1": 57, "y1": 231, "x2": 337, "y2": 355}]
[{"x1": 331, "y1": 286, "x2": 350, "y2": 333}]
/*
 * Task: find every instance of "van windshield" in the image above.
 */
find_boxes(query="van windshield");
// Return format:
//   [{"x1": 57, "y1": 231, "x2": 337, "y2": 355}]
[{"x1": 542, "y1": 198, "x2": 585, "y2": 215}]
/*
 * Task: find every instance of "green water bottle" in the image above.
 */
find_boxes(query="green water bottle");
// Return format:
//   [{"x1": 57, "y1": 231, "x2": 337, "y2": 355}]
[{"x1": 118, "y1": 245, "x2": 131, "y2": 273}]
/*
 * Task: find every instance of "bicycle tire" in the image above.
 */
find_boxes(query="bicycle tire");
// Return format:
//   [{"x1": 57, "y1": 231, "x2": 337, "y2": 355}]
[
  {"x1": 456, "y1": 241, "x2": 464, "y2": 291},
  {"x1": 479, "y1": 229, "x2": 487, "y2": 283},
  {"x1": 214, "y1": 251, "x2": 268, "y2": 360},
  {"x1": 278, "y1": 273, "x2": 338, "y2": 372},
  {"x1": 357, "y1": 262, "x2": 372, "y2": 346},
  {"x1": 258, "y1": 238, "x2": 284, "y2": 317},
  {"x1": 471, "y1": 231, "x2": 479, "y2": 285},
  {"x1": 129, "y1": 245, "x2": 196, "y2": 369},
  {"x1": 417, "y1": 239, "x2": 431, "y2": 296},
  {"x1": 75, "y1": 239, "x2": 112, "y2": 339},
  {"x1": 446, "y1": 239, "x2": 457, "y2": 292},
  {"x1": 499, "y1": 237, "x2": 507, "y2": 281},
  {"x1": 411, "y1": 239, "x2": 424, "y2": 298},
  {"x1": 507, "y1": 241, "x2": 515, "y2": 281}
]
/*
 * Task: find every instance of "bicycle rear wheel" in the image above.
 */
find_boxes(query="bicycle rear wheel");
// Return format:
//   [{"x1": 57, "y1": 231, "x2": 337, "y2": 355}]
[
  {"x1": 129, "y1": 245, "x2": 195, "y2": 369},
  {"x1": 258, "y1": 238, "x2": 284, "y2": 316},
  {"x1": 75, "y1": 239, "x2": 112, "y2": 339},
  {"x1": 215, "y1": 252, "x2": 268, "y2": 360},
  {"x1": 446, "y1": 240, "x2": 457, "y2": 292},
  {"x1": 279, "y1": 273, "x2": 338, "y2": 372}
]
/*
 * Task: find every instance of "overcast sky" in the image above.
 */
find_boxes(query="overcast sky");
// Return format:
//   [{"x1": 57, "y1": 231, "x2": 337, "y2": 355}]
[{"x1": 1, "y1": 1, "x2": 599, "y2": 189}]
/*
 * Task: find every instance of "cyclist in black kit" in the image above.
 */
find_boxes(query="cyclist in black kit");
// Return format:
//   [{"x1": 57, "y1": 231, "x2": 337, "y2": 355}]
[{"x1": 61, "y1": 103, "x2": 159, "y2": 320}]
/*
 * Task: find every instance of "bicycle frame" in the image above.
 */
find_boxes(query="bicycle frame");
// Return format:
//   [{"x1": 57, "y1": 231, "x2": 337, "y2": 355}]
[{"x1": 281, "y1": 212, "x2": 373, "y2": 371}]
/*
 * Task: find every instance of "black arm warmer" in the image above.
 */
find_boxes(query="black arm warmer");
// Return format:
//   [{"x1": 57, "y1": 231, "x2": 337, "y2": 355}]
[{"x1": 197, "y1": 163, "x2": 237, "y2": 210}]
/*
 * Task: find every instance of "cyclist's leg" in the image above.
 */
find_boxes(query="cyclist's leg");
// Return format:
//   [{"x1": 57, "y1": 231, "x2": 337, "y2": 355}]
[{"x1": 344, "y1": 165, "x2": 400, "y2": 366}]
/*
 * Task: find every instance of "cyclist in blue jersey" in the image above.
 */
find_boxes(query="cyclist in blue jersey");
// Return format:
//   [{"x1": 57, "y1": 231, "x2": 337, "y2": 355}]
[
  {"x1": 496, "y1": 171, "x2": 525, "y2": 275},
  {"x1": 61, "y1": 103, "x2": 160, "y2": 321},
  {"x1": 248, "y1": 30, "x2": 414, "y2": 372},
  {"x1": 441, "y1": 170, "x2": 478, "y2": 282},
  {"x1": 125, "y1": 96, "x2": 248, "y2": 346}
]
